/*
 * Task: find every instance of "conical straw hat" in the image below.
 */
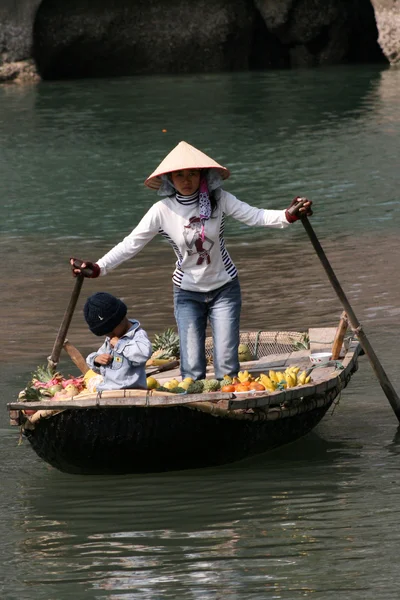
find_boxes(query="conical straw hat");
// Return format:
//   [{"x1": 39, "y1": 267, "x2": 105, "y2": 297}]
[{"x1": 144, "y1": 141, "x2": 230, "y2": 189}]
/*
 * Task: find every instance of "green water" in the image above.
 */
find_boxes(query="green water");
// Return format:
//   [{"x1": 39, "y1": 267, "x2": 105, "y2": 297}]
[{"x1": 1, "y1": 65, "x2": 400, "y2": 599}]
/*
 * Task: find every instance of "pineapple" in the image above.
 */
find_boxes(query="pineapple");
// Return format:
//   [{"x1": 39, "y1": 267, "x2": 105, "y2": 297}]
[
  {"x1": 151, "y1": 328, "x2": 180, "y2": 359},
  {"x1": 31, "y1": 364, "x2": 62, "y2": 385},
  {"x1": 19, "y1": 364, "x2": 63, "y2": 402}
]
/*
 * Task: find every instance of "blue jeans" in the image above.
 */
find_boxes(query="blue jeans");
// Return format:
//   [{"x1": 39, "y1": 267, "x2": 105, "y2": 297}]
[{"x1": 173, "y1": 278, "x2": 242, "y2": 380}]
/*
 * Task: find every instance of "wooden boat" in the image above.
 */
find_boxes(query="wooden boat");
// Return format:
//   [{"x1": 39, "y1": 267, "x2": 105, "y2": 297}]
[{"x1": 7, "y1": 326, "x2": 362, "y2": 475}]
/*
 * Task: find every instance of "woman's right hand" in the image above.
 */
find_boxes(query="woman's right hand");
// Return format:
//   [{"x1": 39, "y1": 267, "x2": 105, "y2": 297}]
[{"x1": 70, "y1": 258, "x2": 101, "y2": 278}]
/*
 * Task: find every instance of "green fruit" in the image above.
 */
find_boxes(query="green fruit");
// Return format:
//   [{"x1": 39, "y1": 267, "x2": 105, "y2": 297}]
[
  {"x1": 146, "y1": 377, "x2": 159, "y2": 390},
  {"x1": 238, "y1": 343, "x2": 249, "y2": 353},
  {"x1": 238, "y1": 343, "x2": 253, "y2": 362},
  {"x1": 46, "y1": 384, "x2": 63, "y2": 396},
  {"x1": 179, "y1": 381, "x2": 190, "y2": 390}
]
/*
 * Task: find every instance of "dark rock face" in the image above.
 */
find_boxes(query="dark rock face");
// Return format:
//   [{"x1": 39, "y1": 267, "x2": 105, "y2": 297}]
[
  {"x1": 1, "y1": 0, "x2": 388, "y2": 81},
  {"x1": 33, "y1": 0, "x2": 257, "y2": 79},
  {"x1": 0, "y1": 0, "x2": 42, "y2": 61},
  {"x1": 255, "y1": 0, "x2": 385, "y2": 67}
]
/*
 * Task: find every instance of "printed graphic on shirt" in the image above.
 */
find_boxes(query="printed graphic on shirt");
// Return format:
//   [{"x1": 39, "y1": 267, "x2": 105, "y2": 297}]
[
  {"x1": 183, "y1": 216, "x2": 214, "y2": 266},
  {"x1": 112, "y1": 355, "x2": 123, "y2": 369}
]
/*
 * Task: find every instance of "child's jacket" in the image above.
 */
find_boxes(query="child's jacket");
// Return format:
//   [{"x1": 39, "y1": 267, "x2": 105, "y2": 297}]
[{"x1": 86, "y1": 319, "x2": 152, "y2": 391}]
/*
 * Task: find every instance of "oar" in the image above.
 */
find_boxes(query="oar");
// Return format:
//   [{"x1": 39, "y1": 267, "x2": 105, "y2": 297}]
[
  {"x1": 47, "y1": 260, "x2": 96, "y2": 371},
  {"x1": 301, "y1": 215, "x2": 400, "y2": 421},
  {"x1": 63, "y1": 339, "x2": 89, "y2": 374},
  {"x1": 47, "y1": 274, "x2": 85, "y2": 372}
]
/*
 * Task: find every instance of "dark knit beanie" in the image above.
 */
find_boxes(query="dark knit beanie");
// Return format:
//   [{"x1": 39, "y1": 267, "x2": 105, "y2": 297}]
[{"x1": 83, "y1": 292, "x2": 127, "y2": 336}]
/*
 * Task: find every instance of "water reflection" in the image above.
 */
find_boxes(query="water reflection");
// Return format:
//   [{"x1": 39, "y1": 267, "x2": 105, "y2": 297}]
[
  {"x1": 9, "y1": 434, "x2": 365, "y2": 598},
  {"x1": 374, "y1": 67, "x2": 400, "y2": 115},
  {"x1": 385, "y1": 426, "x2": 400, "y2": 456}
]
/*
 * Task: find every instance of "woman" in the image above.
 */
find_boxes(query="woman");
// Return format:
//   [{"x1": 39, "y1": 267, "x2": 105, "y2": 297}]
[{"x1": 71, "y1": 141, "x2": 312, "y2": 381}]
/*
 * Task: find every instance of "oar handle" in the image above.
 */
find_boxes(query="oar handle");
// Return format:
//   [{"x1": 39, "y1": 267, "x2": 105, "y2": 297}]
[
  {"x1": 48, "y1": 275, "x2": 84, "y2": 370},
  {"x1": 301, "y1": 216, "x2": 400, "y2": 421},
  {"x1": 301, "y1": 217, "x2": 361, "y2": 328}
]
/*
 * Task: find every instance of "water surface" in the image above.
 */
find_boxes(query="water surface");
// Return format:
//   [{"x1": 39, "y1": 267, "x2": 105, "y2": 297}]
[{"x1": 1, "y1": 65, "x2": 400, "y2": 599}]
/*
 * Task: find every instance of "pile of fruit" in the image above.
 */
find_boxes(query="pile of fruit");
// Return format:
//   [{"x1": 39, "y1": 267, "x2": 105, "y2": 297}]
[
  {"x1": 19, "y1": 365, "x2": 86, "y2": 401},
  {"x1": 219, "y1": 369, "x2": 312, "y2": 392},
  {"x1": 147, "y1": 368, "x2": 312, "y2": 395},
  {"x1": 146, "y1": 376, "x2": 211, "y2": 394}
]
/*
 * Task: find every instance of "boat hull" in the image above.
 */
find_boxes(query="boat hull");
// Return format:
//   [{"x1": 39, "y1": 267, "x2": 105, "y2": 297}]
[{"x1": 24, "y1": 400, "x2": 333, "y2": 475}]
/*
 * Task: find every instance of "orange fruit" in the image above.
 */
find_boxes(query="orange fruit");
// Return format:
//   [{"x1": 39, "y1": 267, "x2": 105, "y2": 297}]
[
  {"x1": 249, "y1": 382, "x2": 265, "y2": 391},
  {"x1": 235, "y1": 384, "x2": 250, "y2": 392},
  {"x1": 221, "y1": 384, "x2": 235, "y2": 393}
]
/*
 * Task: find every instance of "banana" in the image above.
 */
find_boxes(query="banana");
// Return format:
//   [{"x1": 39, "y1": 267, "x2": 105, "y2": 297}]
[
  {"x1": 265, "y1": 382, "x2": 277, "y2": 392},
  {"x1": 285, "y1": 367, "x2": 297, "y2": 379},
  {"x1": 286, "y1": 373, "x2": 297, "y2": 388},
  {"x1": 260, "y1": 374, "x2": 276, "y2": 391},
  {"x1": 268, "y1": 370, "x2": 279, "y2": 383},
  {"x1": 276, "y1": 372, "x2": 286, "y2": 383},
  {"x1": 298, "y1": 371, "x2": 307, "y2": 385},
  {"x1": 238, "y1": 370, "x2": 251, "y2": 383}
]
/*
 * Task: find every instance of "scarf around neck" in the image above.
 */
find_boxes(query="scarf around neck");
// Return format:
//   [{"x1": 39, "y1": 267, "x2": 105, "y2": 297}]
[
  {"x1": 175, "y1": 175, "x2": 212, "y2": 241},
  {"x1": 198, "y1": 175, "x2": 211, "y2": 241}
]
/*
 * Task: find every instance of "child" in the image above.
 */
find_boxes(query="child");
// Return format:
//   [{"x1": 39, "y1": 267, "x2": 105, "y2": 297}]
[{"x1": 83, "y1": 292, "x2": 152, "y2": 392}]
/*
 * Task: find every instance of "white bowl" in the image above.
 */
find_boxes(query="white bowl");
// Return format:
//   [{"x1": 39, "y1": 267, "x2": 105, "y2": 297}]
[{"x1": 309, "y1": 352, "x2": 332, "y2": 365}]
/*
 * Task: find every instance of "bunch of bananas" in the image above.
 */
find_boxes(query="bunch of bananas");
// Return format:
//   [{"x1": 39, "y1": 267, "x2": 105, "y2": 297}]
[
  {"x1": 237, "y1": 370, "x2": 253, "y2": 383},
  {"x1": 257, "y1": 367, "x2": 312, "y2": 391}
]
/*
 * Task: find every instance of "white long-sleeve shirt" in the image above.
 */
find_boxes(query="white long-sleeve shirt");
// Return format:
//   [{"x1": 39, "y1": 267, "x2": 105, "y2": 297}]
[{"x1": 97, "y1": 190, "x2": 290, "y2": 292}]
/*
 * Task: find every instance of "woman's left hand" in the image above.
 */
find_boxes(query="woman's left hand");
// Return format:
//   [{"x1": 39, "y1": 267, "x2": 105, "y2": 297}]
[{"x1": 285, "y1": 197, "x2": 313, "y2": 223}]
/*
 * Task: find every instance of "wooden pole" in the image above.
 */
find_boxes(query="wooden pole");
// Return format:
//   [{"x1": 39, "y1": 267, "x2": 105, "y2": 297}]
[
  {"x1": 48, "y1": 275, "x2": 84, "y2": 371},
  {"x1": 331, "y1": 311, "x2": 348, "y2": 360},
  {"x1": 301, "y1": 216, "x2": 400, "y2": 421}
]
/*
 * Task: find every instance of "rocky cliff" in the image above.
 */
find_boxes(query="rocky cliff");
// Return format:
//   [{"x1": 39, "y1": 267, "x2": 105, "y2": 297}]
[
  {"x1": 371, "y1": 0, "x2": 400, "y2": 63},
  {"x1": 0, "y1": 0, "x2": 397, "y2": 82}
]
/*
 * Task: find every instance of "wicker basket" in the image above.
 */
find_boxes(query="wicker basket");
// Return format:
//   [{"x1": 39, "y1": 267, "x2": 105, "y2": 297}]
[{"x1": 205, "y1": 330, "x2": 308, "y2": 362}]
